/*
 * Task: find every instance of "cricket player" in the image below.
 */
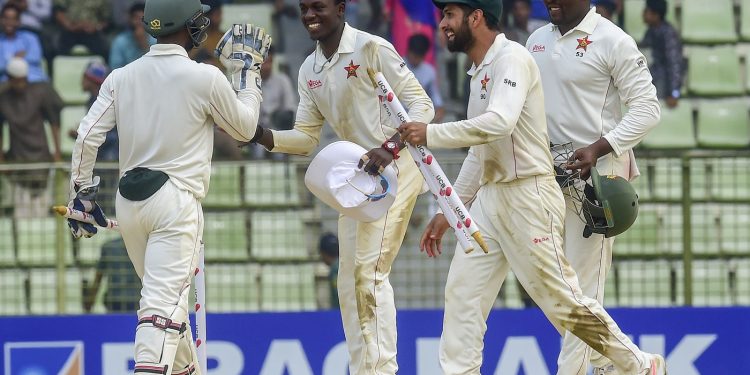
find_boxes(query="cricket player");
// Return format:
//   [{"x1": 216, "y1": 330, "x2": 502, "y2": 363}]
[
  {"x1": 398, "y1": 1, "x2": 666, "y2": 374},
  {"x1": 526, "y1": 1, "x2": 660, "y2": 373},
  {"x1": 66, "y1": 0, "x2": 271, "y2": 372},
  {"x1": 250, "y1": 0, "x2": 434, "y2": 373}
]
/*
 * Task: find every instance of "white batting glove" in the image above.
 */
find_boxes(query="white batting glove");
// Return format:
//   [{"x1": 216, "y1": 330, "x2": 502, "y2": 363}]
[{"x1": 215, "y1": 23, "x2": 272, "y2": 91}]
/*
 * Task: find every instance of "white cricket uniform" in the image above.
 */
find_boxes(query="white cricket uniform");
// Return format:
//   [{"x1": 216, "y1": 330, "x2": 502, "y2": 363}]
[
  {"x1": 426, "y1": 34, "x2": 652, "y2": 375},
  {"x1": 71, "y1": 44, "x2": 261, "y2": 375},
  {"x1": 270, "y1": 23, "x2": 434, "y2": 375},
  {"x1": 526, "y1": 8, "x2": 660, "y2": 373}
]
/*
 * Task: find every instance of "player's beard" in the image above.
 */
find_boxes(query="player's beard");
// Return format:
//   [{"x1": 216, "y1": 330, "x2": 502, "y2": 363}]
[{"x1": 446, "y1": 18, "x2": 474, "y2": 53}]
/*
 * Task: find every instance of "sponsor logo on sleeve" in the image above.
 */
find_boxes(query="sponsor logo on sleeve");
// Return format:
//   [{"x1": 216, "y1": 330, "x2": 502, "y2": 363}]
[
  {"x1": 307, "y1": 79, "x2": 323, "y2": 89},
  {"x1": 531, "y1": 44, "x2": 545, "y2": 53}
]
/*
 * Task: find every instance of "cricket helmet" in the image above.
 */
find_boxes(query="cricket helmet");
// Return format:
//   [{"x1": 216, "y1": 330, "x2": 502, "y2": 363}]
[
  {"x1": 581, "y1": 169, "x2": 639, "y2": 238},
  {"x1": 143, "y1": 0, "x2": 210, "y2": 44}
]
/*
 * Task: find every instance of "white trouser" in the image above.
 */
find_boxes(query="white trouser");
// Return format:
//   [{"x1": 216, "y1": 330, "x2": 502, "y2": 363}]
[
  {"x1": 116, "y1": 179, "x2": 203, "y2": 375},
  {"x1": 557, "y1": 156, "x2": 631, "y2": 374},
  {"x1": 440, "y1": 176, "x2": 649, "y2": 375},
  {"x1": 337, "y1": 155, "x2": 423, "y2": 375}
]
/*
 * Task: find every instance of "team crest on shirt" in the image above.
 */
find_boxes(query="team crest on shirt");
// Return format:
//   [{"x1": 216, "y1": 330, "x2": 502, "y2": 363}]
[
  {"x1": 480, "y1": 73, "x2": 490, "y2": 99},
  {"x1": 344, "y1": 60, "x2": 360, "y2": 79},
  {"x1": 576, "y1": 36, "x2": 593, "y2": 51}
]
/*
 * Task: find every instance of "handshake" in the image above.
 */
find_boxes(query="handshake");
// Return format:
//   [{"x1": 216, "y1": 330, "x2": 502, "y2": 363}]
[{"x1": 214, "y1": 24, "x2": 273, "y2": 91}]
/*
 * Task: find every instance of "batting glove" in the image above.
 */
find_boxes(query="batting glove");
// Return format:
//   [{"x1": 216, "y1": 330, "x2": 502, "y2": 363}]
[
  {"x1": 215, "y1": 23, "x2": 272, "y2": 91},
  {"x1": 67, "y1": 176, "x2": 109, "y2": 239}
]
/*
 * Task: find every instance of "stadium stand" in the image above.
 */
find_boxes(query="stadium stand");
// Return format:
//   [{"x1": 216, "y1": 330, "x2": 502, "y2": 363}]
[
  {"x1": 52, "y1": 55, "x2": 105, "y2": 105},
  {"x1": 203, "y1": 211, "x2": 250, "y2": 262},
  {"x1": 681, "y1": 0, "x2": 738, "y2": 43},
  {"x1": 696, "y1": 99, "x2": 750, "y2": 148},
  {"x1": 640, "y1": 101, "x2": 696, "y2": 149},
  {"x1": 687, "y1": 46, "x2": 744, "y2": 96}
]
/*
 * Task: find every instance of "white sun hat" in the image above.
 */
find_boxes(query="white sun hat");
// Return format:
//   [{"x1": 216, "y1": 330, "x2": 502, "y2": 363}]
[{"x1": 305, "y1": 141, "x2": 398, "y2": 222}]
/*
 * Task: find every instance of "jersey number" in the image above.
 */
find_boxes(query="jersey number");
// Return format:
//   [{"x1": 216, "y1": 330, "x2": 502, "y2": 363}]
[{"x1": 576, "y1": 51, "x2": 584, "y2": 58}]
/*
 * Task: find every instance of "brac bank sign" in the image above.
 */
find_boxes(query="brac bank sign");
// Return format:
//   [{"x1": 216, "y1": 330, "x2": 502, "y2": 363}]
[{"x1": 1, "y1": 308, "x2": 745, "y2": 374}]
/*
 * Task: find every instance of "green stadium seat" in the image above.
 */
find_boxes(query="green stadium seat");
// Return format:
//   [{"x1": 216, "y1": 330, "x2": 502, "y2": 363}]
[
  {"x1": 60, "y1": 106, "x2": 88, "y2": 155},
  {"x1": 692, "y1": 260, "x2": 731, "y2": 306},
  {"x1": 615, "y1": 205, "x2": 664, "y2": 254},
  {"x1": 690, "y1": 204, "x2": 721, "y2": 254},
  {"x1": 28, "y1": 268, "x2": 84, "y2": 314},
  {"x1": 689, "y1": 158, "x2": 710, "y2": 200},
  {"x1": 681, "y1": 0, "x2": 738, "y2": 43},
  {"x1": 709, "y1": 158, "x2": 750, "y2": 199},
  {"x1": 244, "y1": 161, "x2": 301, "y2": 206},
  {"x1": 206, "y1": 264, "x2": 261, "y2": 312},
  {"x1": 696, "y1": 100, "x2": 750, "y2": 148},
  {"x1": 741, "y1": 1, "x2": 750, "y2": 41},
  {"x1": 687, "y1": 47, "x2": 744, "y2": 96},
  {"x1": 16, "y1": 217, "x2": 73, "y2": 266},
  {"x1": 624, "y1": 0, "x2": 648, "y2": 42},
  {"x1": 0, "y1": 269, "x2": 27, "y2": 315},
  {"x1": 52, "y1": 55, "x2": 104, "y2": 105},
  {"x1": 74, "y1": 229, "x2": 121, "y2": 265},
  {"x1": 719, "y1": 205, "x2": 750, "y2": 254},
  {"x1": 641, "y1": 102, "x2": 696, "y2": 149},
  {"x1": 220, "y1": 4, "x2": 274, "y2": 34},
  {"x1": 203, "y1": 164, "x2": 242, "y2": 207},
  {"x1": 260, "y1": 264, "x2": 316, "y2": 311},
  {"x1": 605, "y1": 260, "x2": 679, "y2": 306},
  {"x1": 203, "y1": 211, "x2": 249, "y2": 261},
  {"x1": 0, "y1": 217, "x2": 15, "y2": 265},
  {"x1": 250, "y1": 210, "x2": 311, "y2": 260}
]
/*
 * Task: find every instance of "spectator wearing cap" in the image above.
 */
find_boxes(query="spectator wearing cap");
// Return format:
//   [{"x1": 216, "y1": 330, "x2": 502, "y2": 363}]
[
  {"x1": 593, "y1": 0, "x2": 617, "y2": 21},
  {"x1": 109, "y1": 2, "x2": 153, "y2": 69},
  {"x1": 319, "y1": 232, "x2": 340, "y2": 309},
  {"x1": 0, "y1": 3, "x2": 46, "y2": 82},
  {"x1": 52, "y1": 0, "x2": 110, "y2": 59},
  {"x1": 642, "y1": 0, "x2": 683, "y2": 107},
  {"x1": 0, "y1": 57, "x2": 63, "y2": 217}
]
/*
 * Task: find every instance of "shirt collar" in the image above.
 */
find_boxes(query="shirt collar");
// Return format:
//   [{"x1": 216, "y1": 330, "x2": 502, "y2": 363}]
[
  {"x1": 467, "y1": 33, "x2": 507, "y2": 76},
  {"x1": 146, "y1": 44, "x2": 190, "y2": 58},
  {"x1": 546, "y1": 7, "x2": 600, "y2": 36},
  {"x1": 315, "y1": 22, "x2": 356, "y2": 57}
]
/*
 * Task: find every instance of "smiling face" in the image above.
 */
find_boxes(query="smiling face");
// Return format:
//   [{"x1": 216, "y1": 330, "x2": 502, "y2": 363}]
[
  {"x1": 299, "y1": 0, "x2": 345, "y2": 42},
  {"x1": 439, "y1": 4, "x2": 475, "y2": 53},
  {"x1": 1, "y1": 6, "x2": 20, "y2": 36},
  {"x1": 543, "y1": 0, "x2": 590, "y2": 30}
]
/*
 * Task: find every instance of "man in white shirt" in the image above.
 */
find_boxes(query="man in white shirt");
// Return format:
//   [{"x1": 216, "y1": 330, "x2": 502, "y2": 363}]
[
  {"x1": 251, "y1": 1, "x2": 434, "y2": 373},
  {"x1": 526, "y1": 1, "x2": 660, "y2": 373},
  {"x1": 67, "y1": 0, "x2": 270, "y2": 373},
  {"x1": 399, "y1": 1, "x2": 665, "y2": 374}
]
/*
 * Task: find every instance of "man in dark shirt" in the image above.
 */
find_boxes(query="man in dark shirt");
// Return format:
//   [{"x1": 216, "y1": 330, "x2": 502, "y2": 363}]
[
  {"x1": 84, "y1": 236, "x2": 142, "y2": 313},
  {"x1": 642, "y1": 0, "x2": 684, "y2": 108}
]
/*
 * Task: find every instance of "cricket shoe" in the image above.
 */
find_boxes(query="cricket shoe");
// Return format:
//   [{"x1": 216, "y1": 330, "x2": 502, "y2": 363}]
[
  {"x1": 592, "y1": 364, "x2": 616, "y2": 375},
  {"x1": 645, "y1": 354, "x2": 667, "y2": 375}
]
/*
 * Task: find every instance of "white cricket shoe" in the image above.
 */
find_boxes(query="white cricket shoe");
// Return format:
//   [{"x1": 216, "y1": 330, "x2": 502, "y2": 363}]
[
  {"x1": 592, "y1": 364, "x2": 616, "y2": 375},
  {"x1": 646, "y1": 354, "x2": 667, "y2": 375}
]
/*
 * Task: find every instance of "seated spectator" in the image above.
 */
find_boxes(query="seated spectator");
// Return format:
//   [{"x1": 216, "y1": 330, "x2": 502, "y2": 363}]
[
  {"x1": 0, "y1": 0, "x2": 51, "y2": 33},
  {"x1": 109, "y1": 2, "x2": 153, "y2": 69},
  {"x1": 406, "y1": 34, "x2": 444, "y2": 122},
  {"x1": 642, "y1": 0, "x2": 683, "y2": 107},
  {"x1": 0, "y1": 3, "x2": 46, "y2": 82},
  {"x1": 52, "y1": 0, "x2": 109, "y2": 59},
  {"x1": 593, "y1": 0, "x2": 617, "y2": 21},
  {"x1": 83, "y1": 236, "x2": 142, "y2": 313},
  {"x1": 319, "y1": 232, "x2": 339, "y2": 309},
  {"x1": 189, "y1": 0, "x2": 223, "y2": 67},
  {"x1": 246, "y1": 46, "x2": 296, "y2": 160},
  {"x1": 505, "y1": 0, "x2": 546, "y2": 46},
  {"x1": 0, "y1": 57, "x2": 63, "y2": 218}
]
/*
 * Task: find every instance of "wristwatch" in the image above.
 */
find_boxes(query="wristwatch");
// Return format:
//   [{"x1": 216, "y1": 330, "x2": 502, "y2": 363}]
[{"x1": 381, "y1": 140, "x2": 401, "y2": 159}]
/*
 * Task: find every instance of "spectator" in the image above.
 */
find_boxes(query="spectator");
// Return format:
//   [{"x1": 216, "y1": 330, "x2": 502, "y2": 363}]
[
  {"x1": 245, "y1": 46, "x2": 295, "y2": 160},
  {"x1": 384, "y1": 0, "x2": 439, "y2": 65},
  {"x1": 109, "y1": 2, "x2": 153, "y2": 69},
  {"x1": 504, "y1": 0, "x2": 546, "y2": 46},
  {"x1": 0, "y1": 0, "x2": 51, "y2": 33},
  {"x1": 0, "y1": 3, "x2": 46, "y2": 82},
  {"x1": 594, "y1": 0, "x2": 617, "y2": 21},
  {"x1": 273, "y1": 0, "x2": 315, "y2": 83},
  {"x1": 189, "y1": 0, "x2": 222, "y2": 67},
  {"x1": 642, "y1": 0, "x2": 683, "y2": 107},
  {"x1": 319, "y1": 232, "x2": 339, "y2": 309},
  {"x1": 406, "y1": 34, "x2": 444, "y2": 122},
  {"x1": 0, "y1": 57, "x2": 63, "y2": 218},
  {"x1": 52, "y1": 0, "x2": 110, "y2": 58},
  {"x1": 83, "y1": 236, "x2": 142, "y2": 313},
  {"x1": 110, "y1": 0, "x2": 138, "y2": 30}
]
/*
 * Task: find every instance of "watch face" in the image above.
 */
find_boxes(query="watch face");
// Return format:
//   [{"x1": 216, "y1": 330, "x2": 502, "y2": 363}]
[{"x1": 386, "y1": 141, "x2": 396, "y2": 149}]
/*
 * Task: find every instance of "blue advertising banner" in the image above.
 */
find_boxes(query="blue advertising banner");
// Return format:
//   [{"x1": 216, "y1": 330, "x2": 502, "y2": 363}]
[{"x1": 1, "y1": 307, "x2": 747, "y2": 374}]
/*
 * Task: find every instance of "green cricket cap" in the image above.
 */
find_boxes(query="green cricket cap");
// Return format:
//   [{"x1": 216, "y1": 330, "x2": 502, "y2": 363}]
[{"x1": 432, "y1": 0, "x2": 503, "y2": 23}]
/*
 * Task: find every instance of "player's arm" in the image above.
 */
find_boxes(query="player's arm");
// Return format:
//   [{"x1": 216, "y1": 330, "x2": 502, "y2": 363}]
[
  {"x1": 208, "y1": 71, "x2": 261, "y2": 142},
  {"x1": 423, "y1": 54, "x2": 530, "y2": 149},
  {"x1": 71, "y1": 74, "x2": 117, "y2": 191},
  {"x1": 602, "y1": 35, "x2": 660, "y2": 157},
  {"x1": 261, "y1": 71, "x2": 325, "y2": 156}
]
